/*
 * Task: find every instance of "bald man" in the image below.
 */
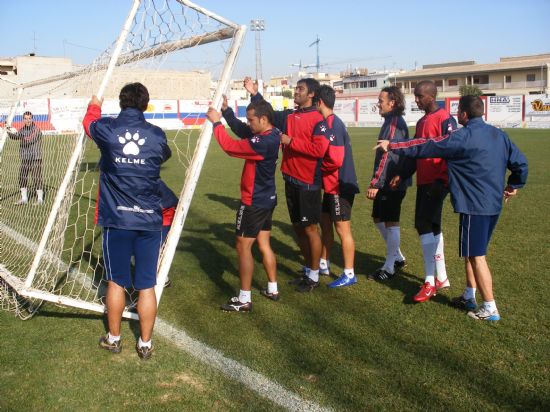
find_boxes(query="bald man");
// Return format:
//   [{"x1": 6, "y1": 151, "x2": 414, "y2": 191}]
[{"x1": 390, "y1": 80, "x2": 457, "y2": 303}]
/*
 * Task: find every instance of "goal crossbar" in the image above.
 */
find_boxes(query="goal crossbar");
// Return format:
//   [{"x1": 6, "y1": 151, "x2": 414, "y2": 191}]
[{"x1": 17, "y1": 27, "x2": 237, "y2": 90}]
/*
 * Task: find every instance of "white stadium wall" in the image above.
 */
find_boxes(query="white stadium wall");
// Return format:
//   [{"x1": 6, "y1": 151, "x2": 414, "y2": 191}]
[{"x1": 2, "y1": 95, "x2": 550, "y2": 133}]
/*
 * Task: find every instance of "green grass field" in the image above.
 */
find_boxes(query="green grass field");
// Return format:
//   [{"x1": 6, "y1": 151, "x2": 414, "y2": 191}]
[{"x1": 1, "y1": 128, "x2": 549, "y2": 411}]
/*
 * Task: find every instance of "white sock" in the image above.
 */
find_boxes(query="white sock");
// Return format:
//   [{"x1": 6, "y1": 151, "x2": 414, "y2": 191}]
[
  {"x1": 20, "y1": 187, "x2": 28, "y2": 202},
  {"x1": 425, "y1": 275, "x2": 435, "y2": 286},
  {"x1": 420, "y1": 233, "x2": 436, "y2": 279},
  {"x1": 344, "y1": 268, "x2": 354, "y2": 278},
  {"x1": 484, "y1": 300, "x2": 497, "y2": 312},
  {"x1": 434, "y1": 233, "x2": 447, "y2": 281},
  {"x1": 108, "y1": 332, "x2": 120, "y2": 344},
  {"x1": 36, "y1": 189, "x2": 44, "y2": 202},
  {"x1": 308, "y1": 269, "x2": 319, "y2": 282},
  {"x1": 375, "y1": 222, "x2": 388, "y2": 243},
  {"x1": 464, "y1": 287, "x2": 476, "y2": 300},
  {"x1": 267, "y1": 282, "x2": 278, "y2": 294},
  {"x1": 238, "y1": 289, "x2": 251, "y2": 303},
  {"x1": 138, "y1": 336, "x2": 152, "y2": 348},
  {"x1": 319, "y1": 258, "x2": 329, "y2": 270},
  {"x1": 384, "y1": 226, "x2": 400, "y2": 273}
]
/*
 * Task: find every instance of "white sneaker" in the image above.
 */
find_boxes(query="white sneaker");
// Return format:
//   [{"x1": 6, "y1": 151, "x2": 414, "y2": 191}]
[
  {"x1": 15, "y1": 199, "x2": 28, "y2": 205},
  {"x1": 468, "y1": 305, "x2": 500, "y2": 321}
]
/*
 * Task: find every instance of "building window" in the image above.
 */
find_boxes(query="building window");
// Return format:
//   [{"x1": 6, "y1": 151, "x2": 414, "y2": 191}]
[
  {"x1": 448, "y1": 79, "x2": 458, "y2": 86},
  {"x1": 434, "y1": 80, "x2": 443, "y2": 87},
  {"x1": 526, "y1": 73, "x2": 536, "y2": 82},
  {"x1": 411, "y1": 81, "x2": 417, "y2": 88},
  {"x1": 505, "y1": 75, "x2": 511, "y2": 83},
  {"x1": 473, "y1": 75, "x2": 489, "y2": 85},
  {"x1": 367, "y1": 80, "x2": 377, "y2": 88}
]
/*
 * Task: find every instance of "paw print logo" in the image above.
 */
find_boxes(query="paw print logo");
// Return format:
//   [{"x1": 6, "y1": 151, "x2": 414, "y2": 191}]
[{"x1": 118, "y1": 130, "x2": 145, "y2": 155}]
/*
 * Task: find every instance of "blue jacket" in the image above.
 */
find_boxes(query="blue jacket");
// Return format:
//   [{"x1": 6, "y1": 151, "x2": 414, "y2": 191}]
[
  {"x1": 84, "y1": 106, "x2": 172, "y2": 230},
  {"x1": 389, "y1": 117, "x2": 528, "y2": 215}
]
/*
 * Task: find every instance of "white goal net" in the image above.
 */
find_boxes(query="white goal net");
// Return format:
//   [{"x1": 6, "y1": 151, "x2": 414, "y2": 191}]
[{"x1": 0, "y1": 0, "x2": 245, "y2": 319}]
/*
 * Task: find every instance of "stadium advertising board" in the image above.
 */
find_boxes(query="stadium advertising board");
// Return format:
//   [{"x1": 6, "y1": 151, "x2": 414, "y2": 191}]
[
  {"x1": 357, "y1": 98, "x2": 383, "y2": 126},
  {"x1": 334, "y1": 99, "x2": 356, "y2": 123},
  {"x1": 486, "y1": 96, "x2": 522, "y2": 128},
  {"x1": 405, "y1": 100, "x2": 425, "y2": 125},
  {"x1": 524, "y1": 94, "x2": 550, "y2": 127},
  {"x1": 525, "y1": 95, "x2": 550, "y2": 116},
  {"x1": 50, "y1": 98, "x2": 87, "y2": 133}
]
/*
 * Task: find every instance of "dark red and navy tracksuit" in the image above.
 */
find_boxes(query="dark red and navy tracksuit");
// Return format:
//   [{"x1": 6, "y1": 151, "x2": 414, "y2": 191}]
[
  {"x1": 404, "y1": 108, "x2": 457, "y2": 185},
  {"x1": 370, "y1": 112, "x2": 411, "y2": 191},
  {"x1": 389, "y1": 117, "x2": 528, "y2": 215},
  {"x1": 316, "y1": 114, "x2": 359, "y2": 196},
  {"x1": 212, "y1": 121, "x2": 280, "y2": 209},
  {"x1": 250, "y1": 93, "x2": 325, "y2": 189}
]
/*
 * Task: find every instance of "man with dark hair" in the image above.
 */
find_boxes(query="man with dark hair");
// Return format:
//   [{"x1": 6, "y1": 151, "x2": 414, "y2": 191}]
[
  {"x1": 368, "y1": 86, "x2": 410, "y2": 280},
  {"x1": 7, "y1": 111, "x2": 44, "y2": 204},
  {"x1": 391, "y1": 80, "x2": 457, "y2": 302},
  {"x1": 284, "y1": 85, "x2": 359, "y2": 288},
  {"x1": 376, "y1": 95, "x2": 528, "y2": 321},
  {"x1": 206, "y1": 99, "x2": 281, "y2": 311},
  {"x1": 225, "y1": 77, "x2": 326, "y2": 293},
  {"x1": 83, "y1": 82, "x2": 171, "y2": 359}
]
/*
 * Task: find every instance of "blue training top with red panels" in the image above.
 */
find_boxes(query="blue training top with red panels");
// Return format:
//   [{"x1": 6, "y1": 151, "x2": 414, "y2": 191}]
[
  {"x1": 315, "y1": 114, "x2": 359, "y2": 195},
  {"x1": 212, "y1": 121, "x2": 280, "y2": 209}
]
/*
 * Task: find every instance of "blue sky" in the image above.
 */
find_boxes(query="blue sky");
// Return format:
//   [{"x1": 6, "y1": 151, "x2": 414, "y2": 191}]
[{"x1": 3, "y1": 0, "x2": 550, "y2": 79}]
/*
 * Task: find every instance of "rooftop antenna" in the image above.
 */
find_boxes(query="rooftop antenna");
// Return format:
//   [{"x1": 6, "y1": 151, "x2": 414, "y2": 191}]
[
  {"x1": 32, "y1": 31, "x2": 38, "y2": 55},
  {"x1": 309, "y1": 35, "x2": 321, "y2": 73}
]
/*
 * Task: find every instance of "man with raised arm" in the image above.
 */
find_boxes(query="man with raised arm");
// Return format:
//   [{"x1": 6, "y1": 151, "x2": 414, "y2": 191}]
[
  {"x1": 376, "y1": 95, "x2": 528, "y2": 321},
  {"x1": 224, "y1": 77, "x2": 327, "y2": 293},
  {"x1": 206, "y1": 100, "x2": 281, "y2": 311},
  {"x1": 282, "y1": 85, "x2": 359, "y2": 288},
  {"x1": 83, "y1": 83, "x2": 171, "y2": 359}
]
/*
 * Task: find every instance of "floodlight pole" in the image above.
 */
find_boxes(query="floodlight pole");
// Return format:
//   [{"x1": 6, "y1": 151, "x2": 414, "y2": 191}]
[{"x1": 250, "y1": 19, "x2": 265, "y2": 92}]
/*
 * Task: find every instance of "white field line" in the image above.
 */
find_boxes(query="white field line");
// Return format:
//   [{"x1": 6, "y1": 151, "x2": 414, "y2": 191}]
[{"x1": 0, "y1": 221, "x2": 332, "y2": 412}]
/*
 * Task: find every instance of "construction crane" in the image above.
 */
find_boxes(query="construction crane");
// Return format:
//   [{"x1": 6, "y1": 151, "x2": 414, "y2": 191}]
[{"x1": 309, "y1": 35, "x2": 321, "y2": 73}]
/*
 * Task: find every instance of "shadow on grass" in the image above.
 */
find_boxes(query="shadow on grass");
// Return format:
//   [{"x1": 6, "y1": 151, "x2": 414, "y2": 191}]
[
  {"x1": 39, "y1": 310, "x2": 103, "y2": 320},
  {"x1": 203, "y1": 191, "x2": 389, "y2": 284}
]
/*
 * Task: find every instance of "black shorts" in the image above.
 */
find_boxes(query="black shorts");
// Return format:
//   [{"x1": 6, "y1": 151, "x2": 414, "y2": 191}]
[
  {"x1": 371, "y1": 189, "x2": 406, "y2": 222},
  {"x1": 285, "y1": 182, "x2": 321, "y2": 226},
  {"x1": 322, "y1": 193, "x2": 354, "y2": 222},
  {"x1": 235, "y1": 203, "x2": 274, "y2": 238},
  {"x1": 414, "y1": 181, "x2": 449, "y2": 233}
]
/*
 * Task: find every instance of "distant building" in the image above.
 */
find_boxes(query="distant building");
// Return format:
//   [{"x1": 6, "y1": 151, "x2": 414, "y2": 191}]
[
  {"x1": 335, "y1": 68, "x2": 402, "y2": 97},
  {"x1": 0, "y1": 54, "x2": 212, "y2": 100},
  {"x1": 394, "y1": 53, "x2": 550, "y2": 97}
]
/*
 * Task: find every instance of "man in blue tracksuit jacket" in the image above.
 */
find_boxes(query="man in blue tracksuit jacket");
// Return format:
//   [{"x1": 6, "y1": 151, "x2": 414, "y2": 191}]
[
  {"x1": 378, "y1": 95, "x2": 528, "y2": 322},
  {"x1": 83, "y1": 82, "x2": 171, "y2": 358}
]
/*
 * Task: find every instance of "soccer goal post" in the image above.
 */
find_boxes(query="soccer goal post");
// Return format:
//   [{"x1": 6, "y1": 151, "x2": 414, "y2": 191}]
[{"x1": 0, "y1": 0, "x2": 246, "y2": 320}]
